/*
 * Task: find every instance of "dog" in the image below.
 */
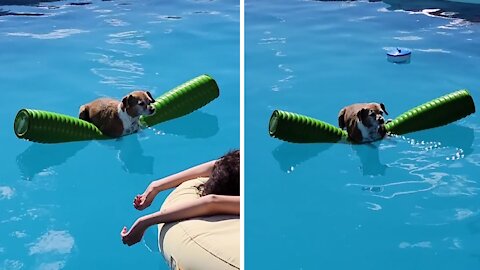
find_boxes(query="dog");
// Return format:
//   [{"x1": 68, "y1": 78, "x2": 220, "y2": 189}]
[
  {"x1": 338, "y1": 103, "x2": 388, "y2": 143},
  {"x1": 79, "y1": 91, "x2": 156, "y2": 138}
]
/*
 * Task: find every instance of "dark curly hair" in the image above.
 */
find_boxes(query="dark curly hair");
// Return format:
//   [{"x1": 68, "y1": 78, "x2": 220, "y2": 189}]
[{"x1": 201, "y1": 149, "x2": 240, "y2": 196}]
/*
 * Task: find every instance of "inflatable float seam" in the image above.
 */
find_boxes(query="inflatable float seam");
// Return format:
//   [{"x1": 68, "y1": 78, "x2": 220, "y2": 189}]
[{"x1": 177, "y1": 221, "x2": 240, "y2": 269}]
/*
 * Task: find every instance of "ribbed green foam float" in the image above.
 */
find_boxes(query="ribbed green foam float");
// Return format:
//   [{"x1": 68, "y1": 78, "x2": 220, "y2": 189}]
[
  {"x1": 14, "y1": 74, "x2": 219, "y2": 143},
  {"x1": 384, "y1": 90, "x2": 474, "y2": 135},
  {"x1": 269, "y1": 110, "x2": 348, "y2": 143},
  {"x1": 269, "y1": 90, "x2": 475, "y2": 143}
]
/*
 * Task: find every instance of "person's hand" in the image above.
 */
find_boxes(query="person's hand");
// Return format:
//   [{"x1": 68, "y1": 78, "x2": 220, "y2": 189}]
[
  {"x1": 133, "y1": 186, "x2": 157, "y2": 210},
  {"x1": 120, "y1": 218, "x2": 148, "y2": 246}
]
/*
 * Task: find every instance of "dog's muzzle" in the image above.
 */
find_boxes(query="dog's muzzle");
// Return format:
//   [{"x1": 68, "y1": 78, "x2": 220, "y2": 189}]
[
  {"x1": 148, "y1": 105, "x2": 156, "y2": 114},
  {"x1": 377, "y1": 115, "x2": 385, "y2": 124}
]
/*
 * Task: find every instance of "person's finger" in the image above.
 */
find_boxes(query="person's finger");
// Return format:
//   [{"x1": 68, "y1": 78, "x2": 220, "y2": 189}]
[{"x1": 120, "y1": 226, "x2": 128, "y2": 237}]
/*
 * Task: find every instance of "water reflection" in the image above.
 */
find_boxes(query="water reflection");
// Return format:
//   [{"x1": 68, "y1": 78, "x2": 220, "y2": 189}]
[
  {"x1": 352, "y1": 143, "x2": 387, "y2": 176},
  {"x1": 154, "y1": 111, "x2": 219, "y2": 139},
  {"x1": 272, "y1": 142, "x2": 333, "y2": 173},
  {"x1": 273, "y1": 123, "x2": 474, "y2": 176},
  {"x1": 16, "y1": 141, "x2": 89, "y2": 181},
  {"x1": 98, "y1": 135, "x2": 154, "y2": 175},
  {"x1": 143, "y1": 226, "x2": 160, "y2": 253},
  {"x1": 406, "y1": 124, "x2": 475, "y2": 157},
  {"x1": 352, "y1": 124, "x2": 475, "y2": 198},
  {"x1": 15, "y1": 112, "x2": 217, "y2": 179}
]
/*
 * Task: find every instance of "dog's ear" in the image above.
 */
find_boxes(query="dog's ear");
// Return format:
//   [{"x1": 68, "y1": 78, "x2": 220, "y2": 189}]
[
  {"x1": 78, "y1": 105, "x2": 90, "y2": 121},
  {"x1": 380, "y1": 103, "x2": 388, "y2": 115},
  {"x1": 338, "y1": 108, "x2": 346, "y2": 129},
  {"x1": 122, "y1": 96, "x2": 128, "y2": 109},
  {"x1": 122, "y1": 95, "x2": 133, "y2": 109},
  {"x1": 146, "y1": 91, "x2": 155, "y2": 103},
  {"x1": 357, "y1": 108, "x2": 369, "y2": 120}
]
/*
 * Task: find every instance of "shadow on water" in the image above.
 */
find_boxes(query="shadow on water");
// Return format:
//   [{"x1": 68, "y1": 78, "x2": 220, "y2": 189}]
[
  {"x1": 468, "y1": 215, "x2": 480, "y2": 234},
  {"x1": 272, "y1": 123, "x2": 474, "y2": 175},
  {"x1": 14, "y1": 111, "x2": 216, "y2": 178},
  {"x1": 16, "y1": 141, "x2": 89, "y2": 181},
  {"x1": 16, "y1": 133, "x2": 160, "y2": 180},
  {"x1": 272, "y1": 142, "x2": 333, "y2": 173},
  {"x1": 98, "y1": 135, "x2": 155, "y2": 175},
  {"x1": 155, "y1": 111, "x2": 219, "y2": 139},
  {"x1": 353, "y1": 123, "x2": 474, "y2": 176},
  {"x1": 352, "y1": 143, "x2": 387, "y2": 176},
  {"x1": 405, "y1": 123, "x2": 475, "y2": 156},
  {"x1": 313, "y1": 0, "x2": 480, "y2": 22}
]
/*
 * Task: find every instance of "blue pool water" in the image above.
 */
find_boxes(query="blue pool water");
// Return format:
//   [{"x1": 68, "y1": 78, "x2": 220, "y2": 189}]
[
  {"x1": 246, "y1": 0, "x2": 479, "y2": 269},
  {"x1": 0, "y1": 1, "x2": 238, "y2": 269}
]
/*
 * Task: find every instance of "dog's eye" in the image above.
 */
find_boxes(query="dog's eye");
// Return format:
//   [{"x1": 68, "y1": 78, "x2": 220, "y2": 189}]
[{"x1": 138, "y1": 101, "x2": 145, "y2": 106}]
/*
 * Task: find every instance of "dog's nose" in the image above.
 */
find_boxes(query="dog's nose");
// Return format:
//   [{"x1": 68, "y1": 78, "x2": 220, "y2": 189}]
[{"x1": 378, "y1": 117, "x2": 385, "y2": 124}]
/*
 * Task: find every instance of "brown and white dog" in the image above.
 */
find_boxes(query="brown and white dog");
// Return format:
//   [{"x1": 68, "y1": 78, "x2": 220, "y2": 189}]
[
  {"x1": 79, "y1": 91, "x2": 156, "y2": 138},
  {"x1": 338, "y1": 103, "x2": 388, "y2": 144}
]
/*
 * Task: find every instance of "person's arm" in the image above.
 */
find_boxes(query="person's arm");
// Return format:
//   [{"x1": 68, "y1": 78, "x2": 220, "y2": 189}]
[
  {"x1": 122, "y1": 195, "x2": 240, "y2": 246},
  {"x1": 134, "y1": 160, "x2": 216, "y2": 210}
]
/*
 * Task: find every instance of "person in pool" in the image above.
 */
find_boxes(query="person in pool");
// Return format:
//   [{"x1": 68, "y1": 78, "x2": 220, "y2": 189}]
[{"x1": 121, "y1": 149, "x2": 240, "y2": 246}]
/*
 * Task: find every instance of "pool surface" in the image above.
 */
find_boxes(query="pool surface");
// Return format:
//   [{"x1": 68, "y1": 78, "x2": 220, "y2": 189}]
[
  {"x1": 0, "y1": 0, "x2": 238, "y2": 269},
  {"x1": 246, "y1": 0, "x2": 479, "y2": 269}
]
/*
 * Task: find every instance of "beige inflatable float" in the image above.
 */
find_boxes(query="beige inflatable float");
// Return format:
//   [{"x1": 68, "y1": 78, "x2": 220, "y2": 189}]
[{"x1": 158, "y1": 177, "x2": 240, "y2": 270}]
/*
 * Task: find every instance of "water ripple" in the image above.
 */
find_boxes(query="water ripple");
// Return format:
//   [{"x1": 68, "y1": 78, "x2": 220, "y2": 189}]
[
  {"x1": 466, "y1": 154, "x2": 480, "y2": 166},
  {"x1": 366, "y1": 202, "x2": 382, "y2": 211},
  {"x1": 90, "y1": 53, "x2": 144, "y2": 75},
  {"x1": 259, "y1": 37, "x2": 286, "y2": 45},
  {"x1": 348, "y1": 15, "x2": 376, "y2": 22},
  {"x1": 28, "y1": 230, "x2": 74, "y2": 255},
  {"x1": 38, "y1": 261, "x2": 66, "y2": 270},
  {"x1": 107, "y1": 30, "x2": 151, "y2": 49},
  {"x1": 415, "y1": 48, "x2": 451, "y2": 53},
  {"x1": 2, "y1": 260, "x2": 23, "y2": 270},
  {"x1": 6, "y1": 29, "x2": 88, "y2": 39},
  {"x1": 0, "y1": 186, "x2": 14, "y2": 200},
  {"x1": 104, "y1": 18, "x2": 129, "y2": 27},
  {"x1": 454, "y1": 208, "x2": 477, "y2": 220},
  {"x1": 393, "y1": 35, "x2": 423, "y2": 41},
  {"x1": 11, "y1": 231, "x2": 27, "y2": 239},
  {"x1": 399, "y1": 241, "x2": 432, "y2": 249},
  {"x1": 90, "y1": 67, "x2": 141, "y2": 89},
  {"x1": 444, "y1": 237, "x2": 463, "y2": 250}
]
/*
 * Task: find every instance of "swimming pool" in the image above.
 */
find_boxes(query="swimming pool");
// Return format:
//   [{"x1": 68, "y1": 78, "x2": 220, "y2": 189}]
[
  {"x1": 0, "y1": 0, "x2": 238, "y2": 269},
  {"x1": 246, "y1": 0, "x2": 479, "y2": 269}
]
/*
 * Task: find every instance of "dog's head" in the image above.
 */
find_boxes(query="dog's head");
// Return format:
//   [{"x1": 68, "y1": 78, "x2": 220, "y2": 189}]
[
  {"x1": 121, "y1": 90, "x2": 156, "y2": 118},
  {"x1": 357, "y1": 103, "x2": 388, "y2": 129}
]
